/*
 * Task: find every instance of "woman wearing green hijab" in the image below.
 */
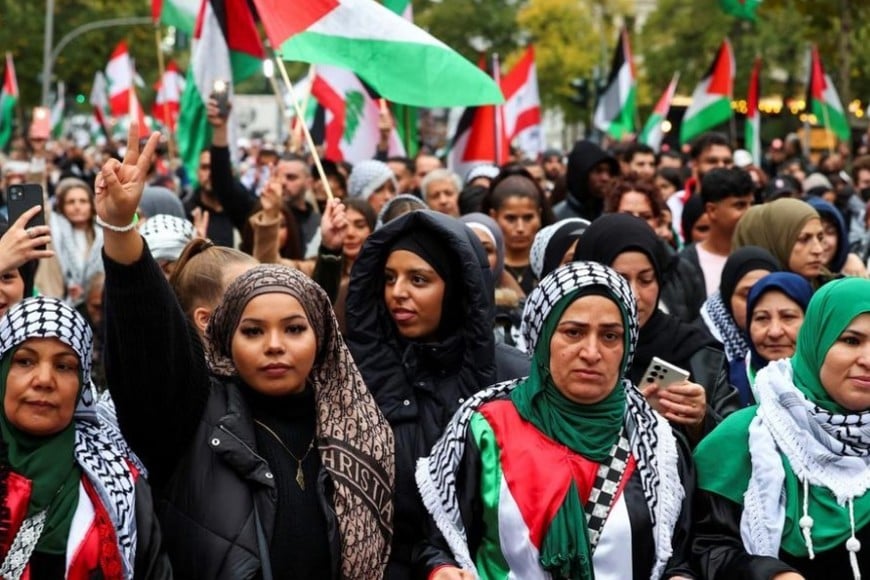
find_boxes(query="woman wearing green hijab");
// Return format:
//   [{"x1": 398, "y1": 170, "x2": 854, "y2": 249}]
[
  {"x1": 732, "y1": 198, "x2": 832, "y2": 289},
  {"x1": 0, "y1": 297, "x2": 170, "y2": 579},
  {"x1": 416, "y1": 261, "x2": 694, "y2": 579},
  {"x1": 694, "y1": 277, "x2": 870, "y2": 579}
]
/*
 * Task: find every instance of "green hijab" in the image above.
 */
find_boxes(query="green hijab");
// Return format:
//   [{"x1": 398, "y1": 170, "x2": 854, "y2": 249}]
[
  {"x1": 512, "y1": 282, "x2": 634, "y2": 578},
  {"x1": 732, "y1": 198, "x2": 820, "y2": 277},
  {"x1": 0, "y1": 348, "x2": 82, "y2": 555},
  {"x1": 696, "y1": 277, "x2": 870, "y2": 556}
]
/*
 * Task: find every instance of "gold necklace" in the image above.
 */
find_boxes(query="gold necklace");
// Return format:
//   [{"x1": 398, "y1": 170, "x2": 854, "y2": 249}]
[{"x1": 254, "y1": 419, "x2": 316, "y2": 490}]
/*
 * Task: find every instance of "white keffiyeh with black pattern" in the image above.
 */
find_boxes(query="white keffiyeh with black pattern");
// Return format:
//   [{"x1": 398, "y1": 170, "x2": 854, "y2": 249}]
[
  {"x1": 416, "y1": 261, "x2": 685, "y2": 579},
  {"x1": 0, "y1": 298, "x2": 144, "y2": 579}
]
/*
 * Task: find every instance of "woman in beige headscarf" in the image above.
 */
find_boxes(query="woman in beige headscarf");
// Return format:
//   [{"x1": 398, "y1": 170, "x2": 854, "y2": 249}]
[{"x1": 732, "y1": 198, "x2": 832, "y2": 289}]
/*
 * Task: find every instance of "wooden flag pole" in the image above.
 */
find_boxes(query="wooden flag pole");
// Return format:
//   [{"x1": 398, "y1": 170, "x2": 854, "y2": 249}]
[
  {"x1": 153, "y1": 25, "x2": 177, "y2": 160},
  {"x1": 274, "y1": 56, "x2": 334, "y2": 201}
]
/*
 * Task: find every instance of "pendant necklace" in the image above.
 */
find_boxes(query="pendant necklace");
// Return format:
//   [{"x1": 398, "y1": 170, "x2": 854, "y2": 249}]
[{"x1": 254, "y1": 419, "x2": 316, "y2": 490}]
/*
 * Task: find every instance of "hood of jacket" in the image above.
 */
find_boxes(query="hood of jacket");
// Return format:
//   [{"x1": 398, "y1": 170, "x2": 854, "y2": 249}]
[
  {"x1": 345, "y1": 210, "x2": 497, "y2": 420},
  {"x1": 566, "y1": 140, "x2": 619, "y2": 203}
]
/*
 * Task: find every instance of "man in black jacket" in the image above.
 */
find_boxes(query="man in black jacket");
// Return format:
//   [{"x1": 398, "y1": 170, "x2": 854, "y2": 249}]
[{"x1": 183, "y1": 97, "x2": 257, "y2": 248}]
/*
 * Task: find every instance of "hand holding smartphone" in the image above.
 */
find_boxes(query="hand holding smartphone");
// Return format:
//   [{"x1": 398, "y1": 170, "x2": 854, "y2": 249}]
[
  {"x1": 640, "y1": 356, "x2": 690, "y2": 390},
  {"x1": 6, "y1": 183, "x2": 49, "y2": 253},
  {"x1": 210, "y1": 79, "x2": 230, "y2": 118}
]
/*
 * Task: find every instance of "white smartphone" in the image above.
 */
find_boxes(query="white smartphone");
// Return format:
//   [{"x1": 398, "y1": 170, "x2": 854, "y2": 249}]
[{"x1": 640, "y1": 356, "x2": 690, "y2": 390}]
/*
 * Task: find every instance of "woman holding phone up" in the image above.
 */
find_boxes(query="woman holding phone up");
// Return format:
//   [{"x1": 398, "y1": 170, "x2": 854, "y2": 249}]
[{"x1": 574, "y1": 214, "x2": 740, "y2": 445}]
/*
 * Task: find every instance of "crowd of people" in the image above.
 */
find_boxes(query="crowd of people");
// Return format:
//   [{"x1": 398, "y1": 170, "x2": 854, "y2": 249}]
[{"x1": 1, "y1": 91, "x2": 870, "y2": 579}]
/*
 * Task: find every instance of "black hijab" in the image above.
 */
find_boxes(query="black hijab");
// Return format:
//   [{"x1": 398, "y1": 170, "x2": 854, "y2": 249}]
[
  {"x1": 718, "y1": 246, "x2": 781, "y2": 317},
  {"x1": 574, "y1": 214, "x2": 718, "y2": 383}
]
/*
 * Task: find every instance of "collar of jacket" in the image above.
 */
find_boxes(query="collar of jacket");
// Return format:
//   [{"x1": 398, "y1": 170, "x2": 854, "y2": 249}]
[{"x1": 208, "y1": 380, "x2": 276, "y2": 489}]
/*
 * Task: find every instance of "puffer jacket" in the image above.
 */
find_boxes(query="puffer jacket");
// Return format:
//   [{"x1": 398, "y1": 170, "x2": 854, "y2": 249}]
[
  {"x1": 345, "y1": 210, "x2": 529, "y2": 579},
  {"x1": 103, "y1": 246, "x2": 340, "y2": 579}
]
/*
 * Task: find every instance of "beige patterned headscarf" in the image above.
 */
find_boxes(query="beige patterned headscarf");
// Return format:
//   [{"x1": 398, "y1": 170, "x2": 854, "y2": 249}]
[{"x1": 206, "y1": 264, "x2": 395, "y2": 578}]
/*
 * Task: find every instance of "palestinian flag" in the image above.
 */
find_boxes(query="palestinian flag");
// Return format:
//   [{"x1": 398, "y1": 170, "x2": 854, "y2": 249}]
[
  {"x1": 383, "y1": 0, "x2": 418, "y2": 157},
  {"x1": 639, "y1": 73, "x2": 679, "y2": 151},
  {"x1": 310, "y1": 65, "x2": 406, "y2": 163},
  {"x1": 251, "y1": 0, "x2": 503, "y2": 107},
  {"x1": 152, "y1": 0, "x2": 200, "y2": 34},
  {"x1": 745, "y1": 57, "x2": 761, "y2": 166},
  {"x1": 593, "y1": 26, "x2": 636, "y2": 140},
  {"x1": 680, "y1": 39, "x2": 734, "y2": 145},
  {"x1": 0, "y1": 52, "x2": 19, "y2": 150},
  {"x1": 177, "y1": 0, "x2": 264, "y2": 185},
  {"x1": 807, "y1": 45, "x2": 850, "y2": 143},
  {"x1": 719, "y1": 0, "x2": 761, "y2": 21}
]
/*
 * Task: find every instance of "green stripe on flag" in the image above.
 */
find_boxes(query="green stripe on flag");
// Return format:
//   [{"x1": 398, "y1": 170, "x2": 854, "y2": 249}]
[
  {"x1": 160, "y1": 0, "x2": 197, "y2": 34},
  {"x1": 639, "y1": 112, "x2": 663, "y2": 146},
  {"x1": 470, "y1": 412, "x2": 511, "y2": 579},
  {"x1": 606, "y1": 85, "x2": 636, "y2": 140},
  {"x1": 719, "y1": 0, "x2": 760, "y2": 21},
  {"x1": 811, "y1": 100, "x2": 851, "y2": 142},
  {"x1": 178, "y1": 74, "x2": 211, "y2": 187},
  {"x1": 0, "y1": 94, "x2": 16, "y2": 150},
  {"x1": 280, "y1": 33, "x2": 503, "y2": 107},
  {"x1": 680, "y1": 98, "x2": 732, "y2": 144}
]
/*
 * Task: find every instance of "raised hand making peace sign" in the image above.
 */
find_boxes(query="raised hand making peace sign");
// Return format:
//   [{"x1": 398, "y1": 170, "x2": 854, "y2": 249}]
[{"x1": 95, "y1": 123, "x2": 161, "y2": 264}]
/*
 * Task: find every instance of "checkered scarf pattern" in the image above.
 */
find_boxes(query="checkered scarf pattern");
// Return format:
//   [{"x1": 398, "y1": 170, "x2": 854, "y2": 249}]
[
  {"x1": 416, "y1": 262, "x2": 685, "y2": 579},
  {"x1": 139, "y1": 214, "x2": 196, "y2": 263},
  {"x1": 0, "y1": 298, "x2": 142, "y2": 579},
  {"x1": 206, "y1": 264, "x2": 395, "y2": 579},
  {"x1": 701, "y1": 291, "x2": 750, "y2": 363},
  {"x1": 528, "y1": 218, "x2": 590, "y2": 280}
]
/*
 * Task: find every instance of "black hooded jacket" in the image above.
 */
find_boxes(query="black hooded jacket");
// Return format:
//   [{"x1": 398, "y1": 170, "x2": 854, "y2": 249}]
[
  {"x1": 345, "y1": 210, "x2": 528, "y2": 578},
  {"x1": 553, "y1": 140, "x2": 619, "y2": 221}
]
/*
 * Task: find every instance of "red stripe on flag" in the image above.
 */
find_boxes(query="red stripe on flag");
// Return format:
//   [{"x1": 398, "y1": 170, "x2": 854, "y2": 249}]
[
  {"x1": 152, "y1": 0, "x2": 162, "y2": 23},
  {"x1": 224, "y1": 0, "x2": 266, "y2": 58},
  {"x1": 110, "y1": 41, "x2": 128, "y2": 60},
  {"x1": 513, "y1": 108, "x2": 541, "y2": 138},
  {"x1": 747, "y1": 57, "x2": 761, "y2": 117},
  {"x1": 251, "y1": 0, "x2": 340, "y2": 49},
  {"x1": 311, "y1": 75, "x2": 346, "y2": 162},
  {"x1": 707, "y1": 40, "x2": 734, "y2": 96},
  {"x1": 500, "y1": 46, "x2": 534, "y2": 99},
  {"x1": 809, "y1": 45, "x2": 827, "y2": 101}
]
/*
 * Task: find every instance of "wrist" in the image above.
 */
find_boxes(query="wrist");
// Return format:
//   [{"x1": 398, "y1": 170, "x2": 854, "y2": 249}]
[{"x1": 96, "y1": 213, "x2": 139, "y2": 233}]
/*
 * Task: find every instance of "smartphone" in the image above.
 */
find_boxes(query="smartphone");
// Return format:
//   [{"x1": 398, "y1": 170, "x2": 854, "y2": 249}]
[
  {"x1": 640, "y1": 356, "x2": 690, "y2": 390},
  {"x1": 210, "y1": 79, "x2": 230, "y2": 118},
  {"x1": 7, "y1": 184, "x2": 46, "y2": 250}
]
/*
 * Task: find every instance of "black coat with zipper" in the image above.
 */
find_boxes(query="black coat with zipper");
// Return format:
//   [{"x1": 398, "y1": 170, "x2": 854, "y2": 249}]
[
  {"x1": 102, "y1": 244, "x2": 340, "y2": 580},
  {"x1": 345, "y1": 210, "x2": 529, "y2": 579}
]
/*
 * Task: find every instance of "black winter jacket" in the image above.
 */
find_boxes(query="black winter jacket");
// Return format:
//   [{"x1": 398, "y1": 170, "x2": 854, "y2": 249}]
[
  {"x1": 345, "y1": 211, "x2": 529, "y2": 579},
  {"x1": 103, "y1": 245, "x2": 339, "y2": 580}
]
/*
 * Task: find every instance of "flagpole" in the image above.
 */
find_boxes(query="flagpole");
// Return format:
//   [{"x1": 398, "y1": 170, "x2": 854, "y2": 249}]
[
  {"x1": 263, "y1": 60, "x2": 288, "y2": 144},
  {"x1": 290, "y1": 65, "x2": 315, "y2": 153},
  {"x1": 153, "y1": 24, "x2": 177, "y2": 160},
  {"x1": 492, "y1": 52, "x2": 503, "y2": 165},
  {"x1": 274, "y1": 56, "x2": 334, "y2": 201}
]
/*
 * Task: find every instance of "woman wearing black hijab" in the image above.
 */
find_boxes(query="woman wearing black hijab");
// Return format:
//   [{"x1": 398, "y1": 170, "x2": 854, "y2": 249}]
[
  {"x1": 575, "y1": 213, "x2": 740, "y2": 444},
  {"x1": 699, "y1": 247, "x2": 780, "y2": 406},
  {"x1": 345, "y1": 209, "x2": 529, "y2": 578}
]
